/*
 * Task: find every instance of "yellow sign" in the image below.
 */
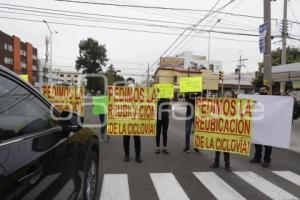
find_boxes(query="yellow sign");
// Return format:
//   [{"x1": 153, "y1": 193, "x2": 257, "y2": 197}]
[
  {"x1": 179, "y1": 77, "x2": 203, "y2": 93},
  {"x1": 194, "y1": 98, "x2": 255, "y2": 156},
  {"x1": 42, "y1": 85, "x2": 85, "y2": 115},
  {"x1": 107, "y1": 86, "x2": 157, "y2": 136},
  {"x1": 154, "y1": 84, "x2": 174, "y2": 99},
  {"x1": 20, "y1": 74, "x2": 28, "y2": 82}
]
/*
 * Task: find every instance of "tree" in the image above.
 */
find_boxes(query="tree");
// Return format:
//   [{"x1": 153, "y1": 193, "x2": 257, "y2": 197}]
[
  {"x1": 252, "y1": 46, "x2": 300, "y2": 90},
  {"x1": 75, "y1": 38, "x2": 108, "y2": 94},
  {"x1": 106, "y1": 64, "x2": 125, "y2": 85}
]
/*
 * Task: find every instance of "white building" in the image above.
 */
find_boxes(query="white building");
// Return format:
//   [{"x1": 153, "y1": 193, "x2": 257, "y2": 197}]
[
  {"x1": 174, "y1": 51, "x2": 222, "y2": 73},
  {"x1": 221, "y1": 72, "x2": 255, "y2": 94},
  {"x1": 52, "y1": 68, "x2": 84, "y2": 86}
]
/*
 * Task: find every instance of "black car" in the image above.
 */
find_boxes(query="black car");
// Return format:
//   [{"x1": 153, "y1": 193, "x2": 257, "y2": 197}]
[{"x1": 0, "y1": 65, "x2": 99, "y2": 200}]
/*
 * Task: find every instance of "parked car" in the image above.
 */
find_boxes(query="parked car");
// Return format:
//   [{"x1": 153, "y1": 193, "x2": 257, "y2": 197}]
[{"x1": 0, "y1": 65, "x2": 99, "y2": 200}]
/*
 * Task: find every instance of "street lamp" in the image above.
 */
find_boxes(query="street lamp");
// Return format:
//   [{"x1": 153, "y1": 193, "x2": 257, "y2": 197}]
[
  {"x1": 43, "y1": 20, "x2": 58, "y2": 83},
  {"x1": 207, "y1": 19, "x2": 221, "y2": 71}
]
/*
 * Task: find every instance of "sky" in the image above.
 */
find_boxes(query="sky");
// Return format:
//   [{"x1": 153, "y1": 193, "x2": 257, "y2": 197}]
[{"x1": 1, "y1": 0, "x2": 300, "y2": 81}]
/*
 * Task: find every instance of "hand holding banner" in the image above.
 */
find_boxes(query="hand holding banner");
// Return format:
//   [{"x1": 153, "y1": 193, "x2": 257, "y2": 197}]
[
  {"x1": 179, "y1": 77, "x2": 203, "y2": 93},
  {"x1": 92, "y1": 96, "x2": 108, "y2": 115},
  {"x1": 194, "y1": 98, "x2": 255, "y2": 156},
  {"x1": 154, "y1": 83, "x2": 174, "y2": 99}
]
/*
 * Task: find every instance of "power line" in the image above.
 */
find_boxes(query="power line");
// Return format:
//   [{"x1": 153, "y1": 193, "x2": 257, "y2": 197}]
[
  {"x1": 0, "y1": 16, "x2": 260, "y2": 40},
  {"x1": 148, "y1": 0, "x2": 236, "y2": 72},
  {"x1": 0, "y1": 4, "x2": 260, "y2": 34},
  {"x1": 0, "y1": 9, "x2": 260, "y2": 34}
]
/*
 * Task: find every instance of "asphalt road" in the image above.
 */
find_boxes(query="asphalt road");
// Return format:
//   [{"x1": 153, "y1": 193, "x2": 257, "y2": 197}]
[{"x1": 85, "y1": 103, "x2": 300, "y2": 200}]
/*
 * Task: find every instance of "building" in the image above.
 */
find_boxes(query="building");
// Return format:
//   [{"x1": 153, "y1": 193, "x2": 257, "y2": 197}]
[
  {"x1": 272, "y1": 62, "x2": 300, "y2": 99},
  {"x1": 174, "y1": 51, "x2": 222, "y2": 73},
  {"x1": 154, "y1": 57, "x2": 219, "y2": 91},
  {"x1": 0, "y1": 31, "x2": 38, "y2": 84},
  {"x1": 52, "y1": 68, "x2": 84, "y2": 86}
]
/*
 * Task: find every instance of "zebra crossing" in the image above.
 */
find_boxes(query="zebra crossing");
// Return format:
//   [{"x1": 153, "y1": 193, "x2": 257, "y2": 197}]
[{"x1": 99, "y1": 170, "x2": 300, "y2": 200}]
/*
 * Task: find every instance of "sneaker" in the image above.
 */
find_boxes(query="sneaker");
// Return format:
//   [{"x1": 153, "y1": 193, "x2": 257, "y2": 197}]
[
  {"x1": 194, "y1": 148, "x2": 200, "y2": 154},
  {"x1": 262, "y1": 161, "x2": 270, "y2": 168},
  {"x1": 124, "y1": 155, "x2": 130, "y2": 162},
  {"x1": 155, "y1": 148, "x2": 160, "y2": 154},
  {"x1": 135, "y1": 156, "x2": 143, "y2": 163},
  {"x1": 182, "y1": 146, "x2": 190, "y2": 153},
  {"x1": 250, "y1": 158, "x2": 261, "y2": 164},
  {"x1": 106, "y1": 136, "x2": 112, "y2": 143},
  {"x1": 162, "y1": 148, "x2": 169, "y2": 154},
  {"x1": 225, "y1": 165, "x2": 231, "y2": 172},
  {"x1": 210, "y1": 162, "x2": 219, "y2": 169}
]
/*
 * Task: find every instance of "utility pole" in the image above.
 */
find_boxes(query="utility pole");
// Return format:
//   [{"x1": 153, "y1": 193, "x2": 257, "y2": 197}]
[
  {"x1": 263, "y1": 0, "x2": 272, "y2": 94},
  {"x1": 236, "y1": 55, "x2": 248, "y2": 94},
  {"x1": 147, "y1": 63, "x2": 150, "y2": 87},
  {"x1": 281, "y1": 0, "x2": 288, "y2": 65}
]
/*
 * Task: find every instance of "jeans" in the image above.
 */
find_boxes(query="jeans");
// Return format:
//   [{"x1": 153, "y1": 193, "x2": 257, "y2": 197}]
[
  {"x1": 123, "y1": 136, "x2": 141, "y2": 157},
  {"x1": 99, "y1": 114, "x2": 106, "y2": 136},
  {"x1": 215, "y1": 151, "x2": 230, "y2": 166},
  {"x1": 156, "y1": 118, "x2": 169, "y2": 147},
  {"x1": 185, "y1": 115, "x2": 194, "y2": 147},
  {"x1": 254, "y1": 144, "x2": 272, "y2": 163}
]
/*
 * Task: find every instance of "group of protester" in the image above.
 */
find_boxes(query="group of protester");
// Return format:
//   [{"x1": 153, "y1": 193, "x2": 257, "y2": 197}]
[{"x1": 99, "y1": 77, "x2": 273, "y2": 170}]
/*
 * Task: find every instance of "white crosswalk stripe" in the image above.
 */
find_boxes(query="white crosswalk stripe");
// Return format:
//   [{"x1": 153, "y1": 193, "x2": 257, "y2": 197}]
[
  {"x1": 193, "y1": 172, "x2": 246, "y2": 200},
  {"x1": 100, "y1": 171, "x2": 300, "y2": 200},
  {"x1": 150, "y1": 173, "x2": 190, "y2": 200},
  {"x1": 273, "y1": 171, "x2": 300, "y2": 187},
  {"x1": 100, "y1": 174, "x2": 130, "y2": 200},
  {"x1": 234, "y1": 171, "x2": 298, "y2": 200}
]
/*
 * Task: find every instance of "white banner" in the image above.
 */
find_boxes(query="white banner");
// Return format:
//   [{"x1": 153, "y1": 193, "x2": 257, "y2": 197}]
[{"x1": 238, "y1": 94, "x2": 293, "y2": 149}]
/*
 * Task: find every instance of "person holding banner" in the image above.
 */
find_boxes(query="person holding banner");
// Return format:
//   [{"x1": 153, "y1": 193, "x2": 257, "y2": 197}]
[
  {"x1": 123, "y1": 78, "x2": 143, "y2": 163},
  {"x1": 250, "y1": 85, "x2": 272, "y2": 168},
  {"x1": 156, "y1": 98, "x2": 171, "y2": 154},
  {"x1": 210, "y1": 91, "x2": 233, "y2": 171},
  {"x1": 182, "y1": 92, "x2": 201, "y2": 153}
]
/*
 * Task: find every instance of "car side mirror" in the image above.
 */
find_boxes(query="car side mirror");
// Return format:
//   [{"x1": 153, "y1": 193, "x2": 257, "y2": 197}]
[{"x1": 60, "y1": 111, "x2": 83, "y2": 133}]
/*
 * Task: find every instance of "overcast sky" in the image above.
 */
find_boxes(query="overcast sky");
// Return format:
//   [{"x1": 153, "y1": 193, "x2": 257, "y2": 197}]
[{"x1": 1, "y1": 0, "x2": 300, "y2": 81}]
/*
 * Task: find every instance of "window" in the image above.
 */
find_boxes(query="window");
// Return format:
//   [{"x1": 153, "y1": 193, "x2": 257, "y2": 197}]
[
  {"x1": 21, "y1": 62, "x2": 26, "y2": 69},
  {"x1": 20, "y1": 49, "x2": 27, "y2": 57},
  {"x1": 60, "y1": 74, "x2": 64, "y2": 77},
  {"x1": 4, "y1": 57, "x2": 13, "y2": 65},
  {"x1": 4, "y1": 43, "x2": 13, "y2": 51},
  {"x1": 173, "y1": 76, "x2": 177, "y2": 84},
  {"x1": 74, "y1": 75, "x2": 78, "y2": 78},
  {"x1": 32, "y1": 55, "x2": 37, "y2": 60},
  {"x1": 0, "y1": 75, "x2": 60, "y2": 141},
  {"x1": 67, "y1": 74, "x2": 71, "y2": 77},
  {"x1": 32, "y1": 65, "x2": 37, "y2": 71}
]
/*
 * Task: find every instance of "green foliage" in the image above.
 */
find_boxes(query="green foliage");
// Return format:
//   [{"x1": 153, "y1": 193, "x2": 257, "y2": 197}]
[
  {"x1": 75, "y1": 38, "x2": 108, "y2": 94},
  {"x1": 106, "y1": 64, "x2": 125, "y2": 86},
  {"x1": 252, "y1": 47, "x2": 300, "y2": 90}
]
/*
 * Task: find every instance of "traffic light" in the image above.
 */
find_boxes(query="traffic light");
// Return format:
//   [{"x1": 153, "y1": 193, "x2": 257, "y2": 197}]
[{"x1": 219, "y1": 71, "x2": 224, "y2": 80}]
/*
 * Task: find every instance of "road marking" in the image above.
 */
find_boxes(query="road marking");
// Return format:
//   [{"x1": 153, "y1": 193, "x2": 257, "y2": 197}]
[
  {"x1": 150, "y1": 173, "x2": 190, "y2": 200},
  {"x1": 273, "y1": 171, "x2": 300, "y2": 187},
  {"x1": 234, "y1": 171, "x2": 298, "y2": 200},
  {"x1": 100, "y1": 174, "x2": 130, "y2": 200},
  {"x1": 193, "y1": 172, "x2": 246, "y2": 200}
]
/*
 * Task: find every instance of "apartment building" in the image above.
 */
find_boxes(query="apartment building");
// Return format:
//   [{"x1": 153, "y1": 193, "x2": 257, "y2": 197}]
[{"x1": 0, "y1": 31, "x2": 38, "y2": 84}]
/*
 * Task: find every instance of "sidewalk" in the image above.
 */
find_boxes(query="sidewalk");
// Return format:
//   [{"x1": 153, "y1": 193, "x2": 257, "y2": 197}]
[{"x1": 291, "y1": 119, "x2": 300, "y2": 153}]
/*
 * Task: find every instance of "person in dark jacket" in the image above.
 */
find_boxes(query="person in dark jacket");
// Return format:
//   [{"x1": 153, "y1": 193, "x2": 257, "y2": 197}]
[
  {"x1": 250, "y1": 85, "x2": 272, "y2": 168},
  {"x1": 182, "y1": 92, "x2": 201, "y2": 153},
  {"x1": 156, "y1": 98, "x2": 171, "y2": 154},
  {"x1": 123, "y1": 78, "x2": 142, "y2": 163},
  {"x1": 210, "y1": 91, "x2": 233, "y2": 171}
]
